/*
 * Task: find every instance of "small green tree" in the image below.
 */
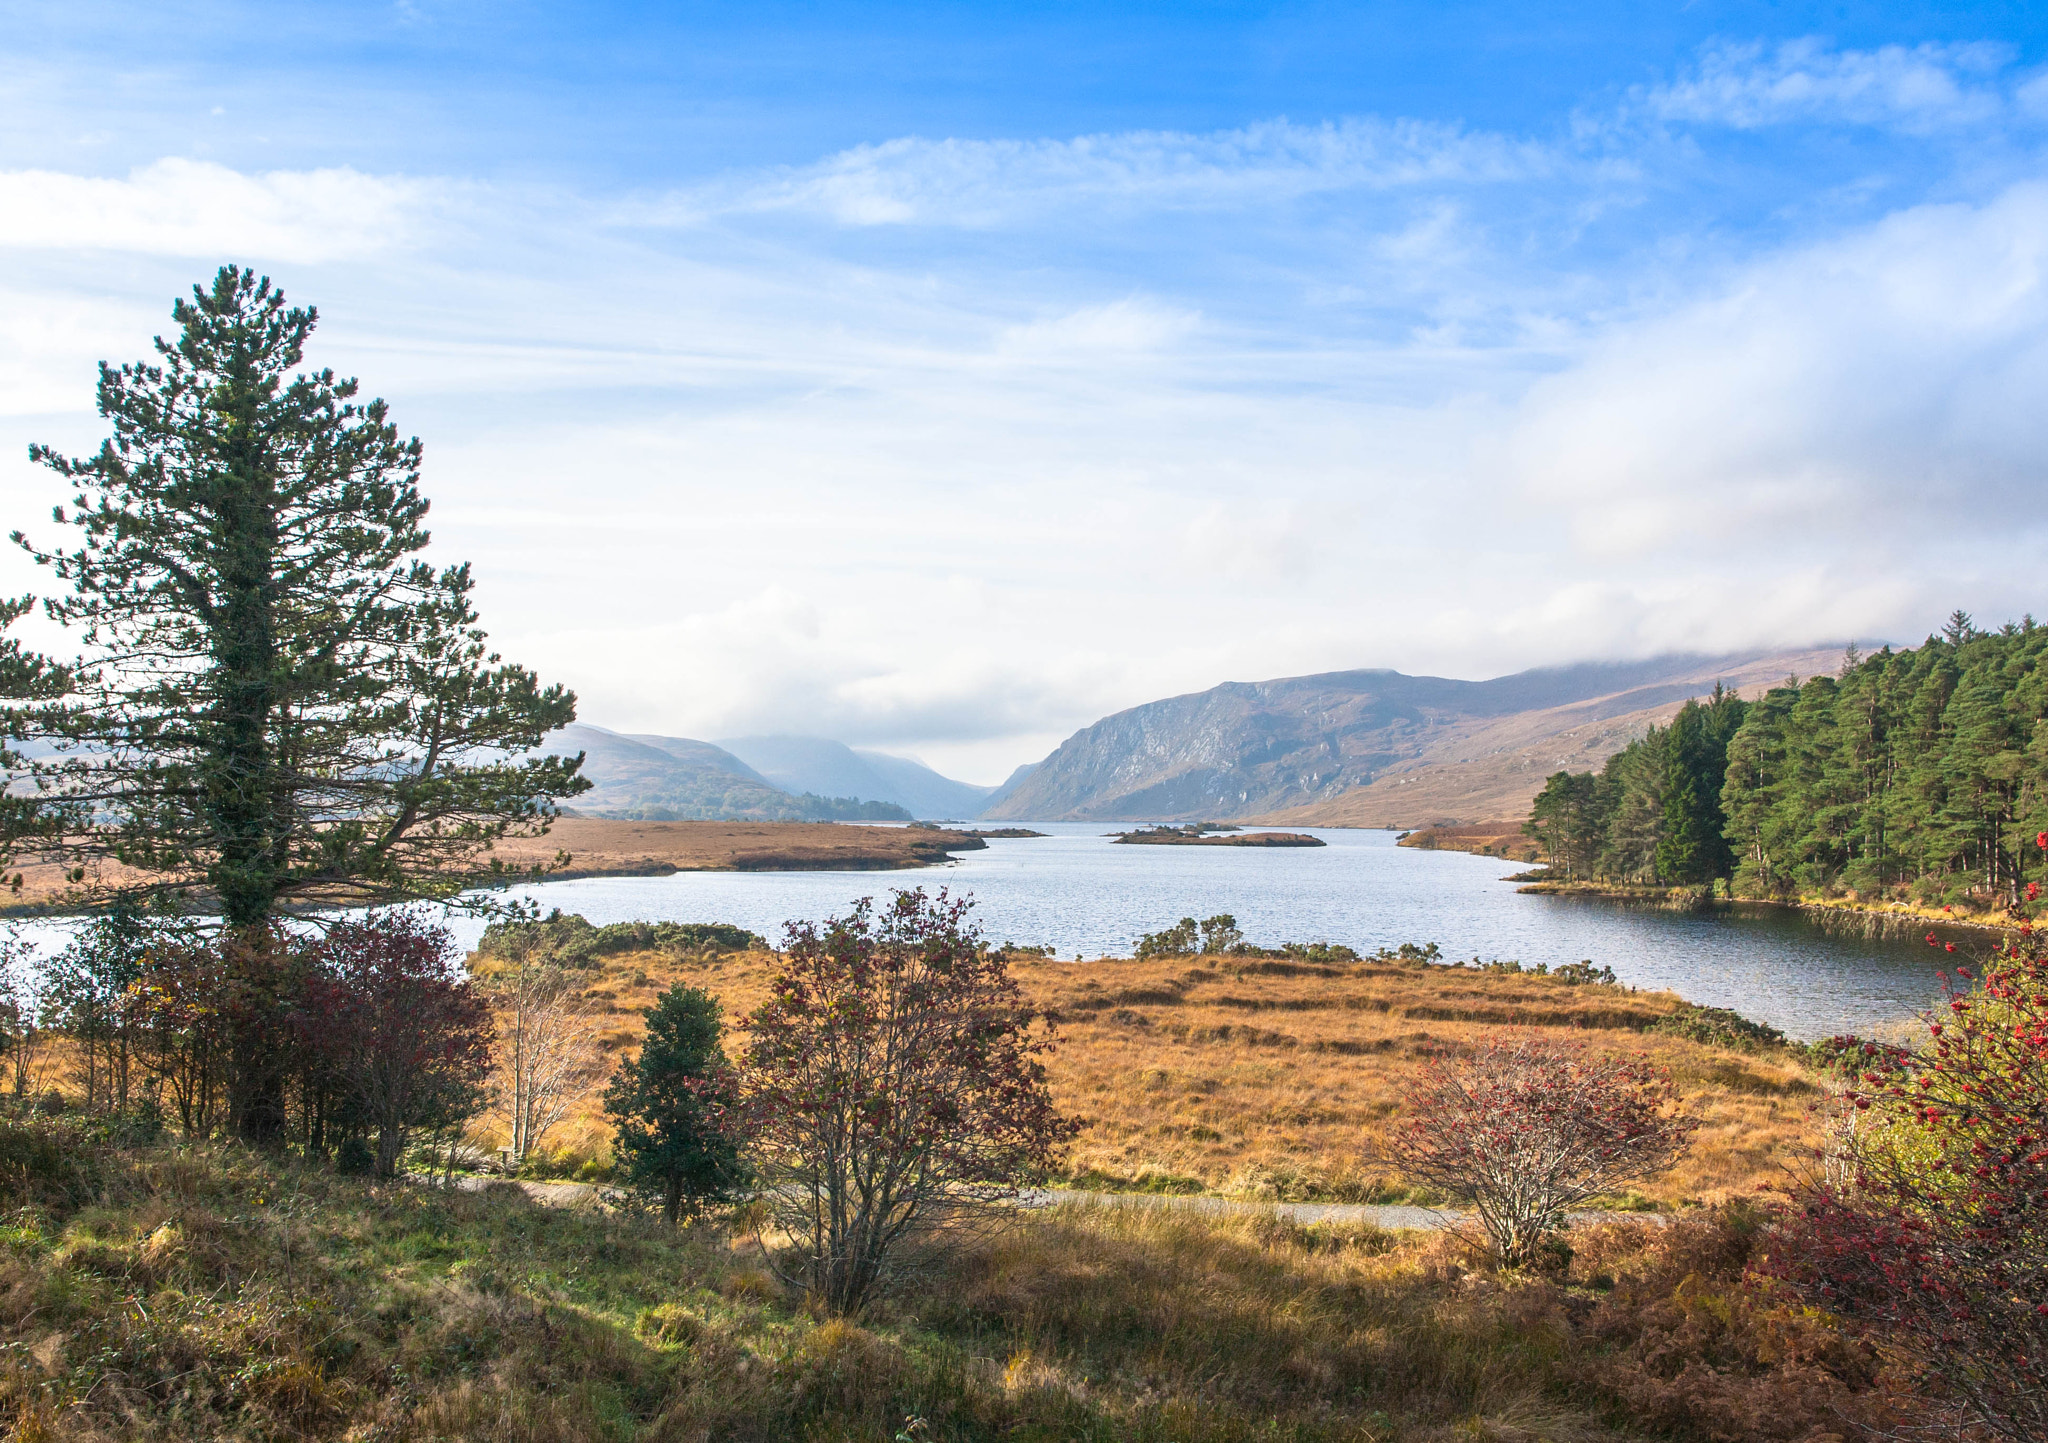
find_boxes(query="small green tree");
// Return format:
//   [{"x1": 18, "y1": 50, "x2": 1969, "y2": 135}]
[
  {"x1": 604, "y1": 985, "x2": 749, "y2": 1226},
  {"x1": 41, "y1": 909, "x2": 157, "y2": 1114}
]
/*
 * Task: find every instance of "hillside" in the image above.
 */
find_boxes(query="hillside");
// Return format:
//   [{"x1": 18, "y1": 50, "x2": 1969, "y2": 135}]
[
  {"x1": 538, "y1": 724, "x2": 810, "y2": 820},
  {"x1": 715, "y1": 734, "x2": 995, "y2": 818},
  {"x1": 984, "y1": 647, "x2": 1847, "y2": 824}
]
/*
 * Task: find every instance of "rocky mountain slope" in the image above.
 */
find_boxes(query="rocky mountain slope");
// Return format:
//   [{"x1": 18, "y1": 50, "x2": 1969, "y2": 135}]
[{"x1": 982, "y1": 648, "x2": 1847, "y2": 825}]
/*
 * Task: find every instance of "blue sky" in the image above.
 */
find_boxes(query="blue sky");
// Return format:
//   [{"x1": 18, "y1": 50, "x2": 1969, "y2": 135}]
[{"x1": 5, "y1": 2, "x2": 2048, "y2": 780}]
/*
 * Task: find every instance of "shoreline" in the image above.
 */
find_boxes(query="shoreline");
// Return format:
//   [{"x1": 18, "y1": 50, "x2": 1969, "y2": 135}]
[
  {"x1": 1509, "y1": 872, "x2": 2016, "y2": 946},
  {"x1": 0, "y1": 818, "x2": 992, "y2": 917}
]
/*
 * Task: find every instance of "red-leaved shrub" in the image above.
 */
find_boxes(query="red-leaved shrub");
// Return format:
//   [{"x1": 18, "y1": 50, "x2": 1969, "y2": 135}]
[
  {"x1": 1761, "y1": 941, "x2": 2048, "y2": 1440},
  {"x1": 1383, "y1": 1031, "x2": 1700, "y2": 1265}
]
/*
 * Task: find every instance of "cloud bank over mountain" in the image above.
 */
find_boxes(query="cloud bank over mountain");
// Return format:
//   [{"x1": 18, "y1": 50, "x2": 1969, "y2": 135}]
[{"x1": 3, "y1": 12, "x2": 2045, "y2": 781}]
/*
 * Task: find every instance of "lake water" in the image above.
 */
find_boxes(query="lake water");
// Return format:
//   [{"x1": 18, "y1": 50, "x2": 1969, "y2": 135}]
[{"x1": 414, "y1": 824, "x2": 1946, "y2": 1042}]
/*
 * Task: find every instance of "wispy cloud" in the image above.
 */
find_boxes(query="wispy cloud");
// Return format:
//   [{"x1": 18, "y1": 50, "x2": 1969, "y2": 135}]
[
  {"x1": 1506, "y1": 181, "x2": 2048, "y2": 553},
  {"x1": 1642, "y1": 39, "x2": 2017, "y2": 132},
  {"x1": 0, "y1": 158, "x2": 441, "y2": 261},
  {"x1": 4, "y1": 34, "x2": 2046, "y2": 775},
  {"x1": 633, "y1": 117, "x2": 1561, "y2": 229}
]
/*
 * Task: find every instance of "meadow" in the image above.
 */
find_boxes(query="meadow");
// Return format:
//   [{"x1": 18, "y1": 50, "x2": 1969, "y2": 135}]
[
  {"x1": 0, "y1": 936, "x2": 1878, "y2": 1440},
  {"x1": 477, "y1": 942, "x2": 1826, "y2": 1208},
  {"x1": 0, "y1": 1123, "x2": 1885, "y2": 1442}
]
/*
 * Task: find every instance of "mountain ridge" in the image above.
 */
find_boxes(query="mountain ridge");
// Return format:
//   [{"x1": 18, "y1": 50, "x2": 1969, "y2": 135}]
[
  {"x1": 982, "y1": 647, "x2": 1852, "y2": 825},
  {"x1": 534, "y1": 725, "x2": 995, "y2": 821}
]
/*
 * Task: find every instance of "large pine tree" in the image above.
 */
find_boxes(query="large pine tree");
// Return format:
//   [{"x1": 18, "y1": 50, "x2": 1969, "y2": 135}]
[
  {"x1": 13, "y1": 267, "x2": 587, "y2": 926},
  {"x1": 12, "y1": 268, "x2": 588, "y2": 1142}
]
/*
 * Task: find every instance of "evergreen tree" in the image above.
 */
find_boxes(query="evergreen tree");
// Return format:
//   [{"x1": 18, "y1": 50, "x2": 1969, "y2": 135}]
[
  {"x1": 1600, "y1": 732, "x2": 1667, "y2": 882},
  {"x1": 12, "y1": 267, "x2": 587, "y2": 1143},
  {"x1": 1523, "y1": 771, "x2": 1600, "y2": 880},
  {"x1": 14, "y1": 268, "x2": 588, "y2": 928},
  {"x1": 605, "y1": 985, "x2": 750, "y2": 1226},
  {"x1": 1654, "y1": 690, "x2": 1745, "y2": 884},
  {"x1": 1721, "y1": 682, "x2": 1796, "y2": 895},
  {"x1": 0, "y1": 597, "x2": 72, "y2": 868}
]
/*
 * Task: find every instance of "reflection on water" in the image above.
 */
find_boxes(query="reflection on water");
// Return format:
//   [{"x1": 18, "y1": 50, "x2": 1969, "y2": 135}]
[
  {"x1": 474, "y1": 825, "x2": 1945, "y2": 1041},
  {"x1": 7, "y1": 826, "x2": 1954, "y2": 1042}
]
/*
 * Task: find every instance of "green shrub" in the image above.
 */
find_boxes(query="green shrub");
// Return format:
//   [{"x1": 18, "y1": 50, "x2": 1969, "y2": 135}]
[
  {"x1": 478, "y1": 911, "x2": 766, "y2": 967},
  {"x1": 1651, "y1": 1003, "x2": 1787, "y2": 1051},
  {"x1": 0, "y1": 1117, "x2": 107, "y2": 1205}
]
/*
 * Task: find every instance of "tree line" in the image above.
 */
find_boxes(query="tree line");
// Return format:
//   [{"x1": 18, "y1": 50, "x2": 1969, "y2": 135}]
[
  {"x1": 1524, "y1": 613, "x2": 2048, "y2": 906},
  {"x1": 1522, "y1": 684, "x2": 1748, "y2": 886}
]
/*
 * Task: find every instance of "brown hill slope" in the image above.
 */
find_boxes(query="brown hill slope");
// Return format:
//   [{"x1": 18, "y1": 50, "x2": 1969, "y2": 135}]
[
  {"x1": 1259, "y1": 647, "x2": 1844, "y2": 827},
  {"x1": 986, "y1": 647, "x2": 1846, "y2": 825}
]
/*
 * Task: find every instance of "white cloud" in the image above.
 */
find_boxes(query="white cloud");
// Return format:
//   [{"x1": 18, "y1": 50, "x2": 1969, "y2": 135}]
[
  {"x1": 634, "y1": 117, "x2": 1557, "y2": 229},
  {"x1": 1644, "y1": 39, "x2": 2012, "y2": 132},
  {"x1": 0, "y1": 158, "x2": 439, "y2": 261},
  {"x1": 995, "y1": 299, "x2": 1201, "y2": 358},
  {"x1": 5, "y1": 55, "x2": 2047, "y2": 779},
  {"x1": 1506, "y1": 180, "x2": 2048, "y2": 554}
]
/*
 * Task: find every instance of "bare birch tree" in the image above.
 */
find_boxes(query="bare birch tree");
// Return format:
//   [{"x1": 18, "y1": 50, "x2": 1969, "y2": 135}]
[
  {"x1": 495, "y1": 956, "x2": 600, "y2": 1164},
  {"x1": 0, "y1": 933, "x2": 51, "y2": 1102}
]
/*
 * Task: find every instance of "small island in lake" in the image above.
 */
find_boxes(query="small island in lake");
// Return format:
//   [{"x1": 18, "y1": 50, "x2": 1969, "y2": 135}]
[{"x1": 1112, "y1": 824, "x2": 1325, "y2": 847}]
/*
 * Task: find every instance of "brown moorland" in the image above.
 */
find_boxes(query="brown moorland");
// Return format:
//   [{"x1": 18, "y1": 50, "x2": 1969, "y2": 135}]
[
  {"x1": 478, "y1": 942, "x2": 1825, "y2": 1206},
  {"x1": 1395, "y1": 820, "x2": 1541, "y2": 863},
  {"x1": 0, "y1": 1126, "x2": 1891, "y2": 1442},
  {"x1": 486, "y1": 818, "x2": 986, "y2": 877},
  {"x1": 0, "y1": 819, "x2": 986, "y2": 913}
]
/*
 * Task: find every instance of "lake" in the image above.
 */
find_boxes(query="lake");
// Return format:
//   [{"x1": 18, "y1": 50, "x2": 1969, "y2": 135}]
[{"x1": 418, "y1": 824, "x2": 1946, "y2": 1042}]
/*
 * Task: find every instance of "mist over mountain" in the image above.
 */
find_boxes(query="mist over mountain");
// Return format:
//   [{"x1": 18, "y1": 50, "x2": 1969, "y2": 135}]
[
  {"x1": 536, "y1": 725, "x2": 806, "y2": 820},
  {"x1": 715, "y1": 736, "x2": 997, "y2": 819},
  {"x1": 982, "y1": 648, "x2": 1850, "y2": 825}
]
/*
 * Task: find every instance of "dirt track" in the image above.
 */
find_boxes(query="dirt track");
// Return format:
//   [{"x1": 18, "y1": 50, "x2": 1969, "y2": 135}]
[{"x1": 450, "y1": 1176, "x2": 1654, "y2": 1234}]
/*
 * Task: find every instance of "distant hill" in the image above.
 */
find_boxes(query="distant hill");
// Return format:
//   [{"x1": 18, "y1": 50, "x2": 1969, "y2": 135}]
[
  {"x1": 538, "y1": 725, "x2": 808, "y2": 820},
  {"x1": 981, "y1": 762, "x2": 1038, "y2": 814},
  {"x1": 981, "y1": 648, "x2": 1850, "y2": 825},
  {"x1": 715, "y1": 735, "x2": 996, "y2": 819}
]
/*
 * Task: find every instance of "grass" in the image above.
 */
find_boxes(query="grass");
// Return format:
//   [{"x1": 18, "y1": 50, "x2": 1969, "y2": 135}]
[
  {"x1": 473, "y1": 948, "x2": 1828, "y2": 1207},
  {"x1": 0, "y1": 1120, "x2": 1889, "y2": 1441}
]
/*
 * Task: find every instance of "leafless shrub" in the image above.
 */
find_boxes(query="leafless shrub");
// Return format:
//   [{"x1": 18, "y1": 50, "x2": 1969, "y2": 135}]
[{"x1": 1381, "y1": 1031, "x2": 1700, "y2": 1266}]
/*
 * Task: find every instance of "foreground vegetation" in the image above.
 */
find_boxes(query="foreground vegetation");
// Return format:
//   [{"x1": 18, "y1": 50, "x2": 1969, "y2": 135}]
[{"x1": 0, "y1": 1124, "x2": 1893, "y2": 1442}]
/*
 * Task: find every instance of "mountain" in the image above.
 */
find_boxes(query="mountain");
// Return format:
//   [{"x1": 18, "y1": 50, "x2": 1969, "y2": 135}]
[
  {"x1": 981, "y1": 648, "x2": 1849, "y2": 825},
  {"x1": 850, "y1": 750, "x2": 998, "y2": 820},
  {"x1": 538, "y1": 724, "x2": 814, "y2": 821},
  {"x1": 981, "y1": 762, "x2": 1038, "y2": 814},
  {"x1": 714, "y1": 735, "x2": 996, "y2": 819}
]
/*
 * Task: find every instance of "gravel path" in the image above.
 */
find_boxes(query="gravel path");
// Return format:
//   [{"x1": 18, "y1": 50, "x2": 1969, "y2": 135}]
[
  {"x1": 1022, "y1": 1189, "x2": 1458, "y2": 1229},
  {"x1": 444, "y1": 1177, "x2": 1649, "y2": 1231}
]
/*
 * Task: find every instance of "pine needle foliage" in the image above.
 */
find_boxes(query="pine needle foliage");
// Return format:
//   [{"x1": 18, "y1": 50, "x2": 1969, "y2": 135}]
[
  {"x1": 12, "y1": 266, "x2": 587, "y2": 925},
  {"x1": 605, "y1": 984, "x2": 750, "y2": 1226}
]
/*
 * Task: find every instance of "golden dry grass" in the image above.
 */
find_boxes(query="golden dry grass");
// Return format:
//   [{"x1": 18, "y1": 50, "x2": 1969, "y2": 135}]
[
  {"x1": 488, "y1": 818, "x2": 986, "y2": 879},
  {"x1": 1396, "y1": 821, "x2": 1542, "y2": 863},
  {"x1": 484, "y1": 946, "x2": 1825, "y2": 1204},
  {"x1": 0, "y1": 820, "x2": 980, "y2": 913},
  {"x1": 0, "y1": 1120, "x2": 1890, "y2": 1442}
]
